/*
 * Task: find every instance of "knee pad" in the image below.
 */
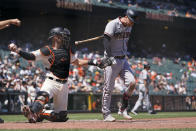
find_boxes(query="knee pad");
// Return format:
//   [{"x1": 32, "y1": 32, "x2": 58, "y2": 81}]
[
  {"x1": 31, "y1": 101, "x2": 44, "y2": 113},
  {"x1": 31, "y1": 91, "x2": 49, "y2": 114},
  {"x1": 35, "y1": 91, "x2": 50, "y2": 104}
]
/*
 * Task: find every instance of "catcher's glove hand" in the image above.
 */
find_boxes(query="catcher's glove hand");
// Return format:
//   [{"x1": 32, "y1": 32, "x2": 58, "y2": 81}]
[{"x1": 98, "y1": 57, "x2": 116, "y2": 69}]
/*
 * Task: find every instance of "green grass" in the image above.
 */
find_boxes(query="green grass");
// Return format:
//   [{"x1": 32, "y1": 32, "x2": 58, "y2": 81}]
[
  {"x1": 0, "y1": 112, "x2": 196, "y2": 122},
  {"x1": 69, "y1": 112, "x2": 196, "y2": 120}
]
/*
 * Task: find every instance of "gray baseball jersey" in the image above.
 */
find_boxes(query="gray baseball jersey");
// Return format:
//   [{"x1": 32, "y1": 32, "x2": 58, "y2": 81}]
[
  {"x1": 138, "y1": 69, "x2": 150, "y2": 91},
  {"x1": 102, "y1": 17, "x2": 135, "y2": 116},
  {"x1": 104, "y1": 17, "x2": 132, "y2": 57},
  {"x1": 132, "y1": 69, "x2": 152, "y2": 113},
  {"x1": 139, "y1": 70, "x2": 148, "y2": 83}
]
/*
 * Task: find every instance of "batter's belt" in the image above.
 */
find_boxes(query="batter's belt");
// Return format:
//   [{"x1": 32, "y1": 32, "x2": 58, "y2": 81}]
[
  {"x1": 48, "y1": 77, "x2": 67, "y2": 84},
  {"x1": 114, "y1": 55, "x2": 125, "y2": 59}
]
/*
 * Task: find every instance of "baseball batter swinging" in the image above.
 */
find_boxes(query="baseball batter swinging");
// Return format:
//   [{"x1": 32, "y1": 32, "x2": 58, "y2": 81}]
[
  {"x1": 67, "y1": 8, "x2": 139, "y2": 122},
  {"x1": 8, "y1": 27, "x2": 87, "y2": 123},
  {"x1": 101, "y1": 9, "x2": 138, "y2": 122}
]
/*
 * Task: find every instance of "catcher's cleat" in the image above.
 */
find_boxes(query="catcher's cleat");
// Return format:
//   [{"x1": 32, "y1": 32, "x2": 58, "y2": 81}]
[
  {"x1": 22, "y1": 105, "x2": 37, "y2": 123},
  {"x1": 39, "y1": 110, "x2": 69, "y2": 122}
]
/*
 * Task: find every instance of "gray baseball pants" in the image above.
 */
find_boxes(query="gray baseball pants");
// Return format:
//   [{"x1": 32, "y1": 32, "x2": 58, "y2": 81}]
[
  {"x1": 102, "y1": 58, "x2": 135, "y2": 116},
  {"x1": 132, "y1": 84, "x2": 152, "y2": 112}
]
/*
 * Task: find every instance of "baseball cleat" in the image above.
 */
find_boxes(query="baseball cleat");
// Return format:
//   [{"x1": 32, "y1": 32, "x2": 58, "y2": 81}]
[
  {"x1": 118, "y1": 110, "x2": 122, "y2": 115},
  {"x1": 117, "y1": 104, "x2": 123, "y2": 115},
  {"x1": 22, "y1": 105, "x2": 37, "y2": 123},
  {"x1": 120, "y1": 109, "x2": 132, "y2": 120},
  {"x1": 103, "y1": 114, "x2": 116, "y2": 122},
  {"x1": 148, "y1": 110, "x2": 157, "y2": 115},
  {"x1": 131, "y1": 110, "x2": 138, "y2": 115}
]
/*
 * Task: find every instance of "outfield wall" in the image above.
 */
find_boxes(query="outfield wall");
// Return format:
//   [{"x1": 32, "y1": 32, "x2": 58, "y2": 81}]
[
  {"x1": 68, "y1": 93, "x2": 195, "y2": 112},
  {"x1": 0, "y1": 92, "x2": 195, "y2": 114}
]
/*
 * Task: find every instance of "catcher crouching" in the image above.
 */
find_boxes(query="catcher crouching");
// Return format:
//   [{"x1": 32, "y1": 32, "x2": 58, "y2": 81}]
[{"x1": 8, "y1": 27, "x2": 89, "y2": 123}]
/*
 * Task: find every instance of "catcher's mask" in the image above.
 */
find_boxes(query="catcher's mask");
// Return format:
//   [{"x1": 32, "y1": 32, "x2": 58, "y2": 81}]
[{"x1": 48, "y1": 27, "x2": 70, "y2": 49}]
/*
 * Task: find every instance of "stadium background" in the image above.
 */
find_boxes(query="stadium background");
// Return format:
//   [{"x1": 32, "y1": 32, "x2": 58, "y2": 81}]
[{"x1": 0, "y1": 0, "x2": 196, "y2": 114}]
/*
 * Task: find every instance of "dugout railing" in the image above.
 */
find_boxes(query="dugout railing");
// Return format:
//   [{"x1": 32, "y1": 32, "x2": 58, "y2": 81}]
[
  {"x1": 0, "y1": 92, "x2": 195, "y2": 114},
  {"x1": 68, "y1": 93, "x2": 196, "y2": 112},
  {"x1": 0, "y1": 92, "x2": 28, "y2": 114}
]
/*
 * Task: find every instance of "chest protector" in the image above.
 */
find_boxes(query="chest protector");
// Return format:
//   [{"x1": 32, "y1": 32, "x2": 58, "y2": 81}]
[{"x1": 40, "y1": 46, "x2": 70, "y2": 79}]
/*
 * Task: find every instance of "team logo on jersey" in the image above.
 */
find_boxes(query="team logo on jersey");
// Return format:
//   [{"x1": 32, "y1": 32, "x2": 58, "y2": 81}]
[{"x1": 114, "y1": 32, "x2": 130, "y2": 40}]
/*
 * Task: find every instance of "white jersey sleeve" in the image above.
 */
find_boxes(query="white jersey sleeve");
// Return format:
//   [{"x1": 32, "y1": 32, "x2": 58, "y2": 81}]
[
  {"x1": 31, "y1": 49, "x2": 43, "y2": 61},
  {"x1": 104, "y1": 20, "x2": 115, "y2": 37},
  {"x1": 31, "y1": 49, "x2": 51, "y2": 69}
]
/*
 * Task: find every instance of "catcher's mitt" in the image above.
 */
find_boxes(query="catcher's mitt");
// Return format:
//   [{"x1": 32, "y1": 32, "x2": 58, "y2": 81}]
[
  {"x1": 88, "y1": 57, "x2": 116, "y2": 69},
  {"x1": 98, "y1": 57, "x2": 116, "y2": 69}
]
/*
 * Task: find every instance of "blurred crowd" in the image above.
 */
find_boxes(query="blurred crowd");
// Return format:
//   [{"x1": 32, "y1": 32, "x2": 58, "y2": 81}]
[
  {"x1": 1, "y1": 49, "x2": 196, "y2": 112},
  {"x1": 94, "y1": 0, "x2": 196, "y2": 19},
  {"x1": 1, "y1": 49, "x2": 196, "y2": 95},
  {"x1": 0, "y1": 53, "x2": 44, "y2": 106}
]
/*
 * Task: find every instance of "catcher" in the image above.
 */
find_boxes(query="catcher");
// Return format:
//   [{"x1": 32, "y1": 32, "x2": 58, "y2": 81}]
[{"x1": 8, "y1": 27, "x2": 94, "y2": 123}]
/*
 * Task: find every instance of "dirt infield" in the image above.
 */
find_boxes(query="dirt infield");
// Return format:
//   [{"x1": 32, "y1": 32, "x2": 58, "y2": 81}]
[{"x1": 1, "y1": 117, "x2": 196, "y2": 129}]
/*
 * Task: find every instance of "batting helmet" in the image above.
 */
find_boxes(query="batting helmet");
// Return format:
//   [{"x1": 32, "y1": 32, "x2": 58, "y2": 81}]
[
  {"x1": 48, "y1": 27, "x2": 71, "y2": 49},
  {"x1": 126, "y1": 9, "x2": 138, "y2": 23},
  {"x1": 144, "y1": 63, "x2": 150, "y2": 69}
]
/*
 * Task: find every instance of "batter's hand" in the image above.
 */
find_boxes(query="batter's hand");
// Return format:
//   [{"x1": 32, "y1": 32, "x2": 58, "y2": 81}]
[
  {"x1": 72, "y1": 59, "x2": 89, "y2": 66},
  {"x1": 10, "y1": 19, "x2": 21, "y2": 26},
  {"x1": 98, "y1": 57, "x2": 116, "y2": 69},
  {"x1": 8, "y1": 43, "x2": 20, "y2": 53}
]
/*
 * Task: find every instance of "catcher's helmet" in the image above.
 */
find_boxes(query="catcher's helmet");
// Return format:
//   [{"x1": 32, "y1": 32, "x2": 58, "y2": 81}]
[
  {"x1": 48, "y1": 27, "x2": 71, "y2": 49},
  {"x1": 144, "y1": 63, "x2": 150, "y2": 69},
  {"x1": 126, "y1": 9, "x2": 138, "y2": 23}
]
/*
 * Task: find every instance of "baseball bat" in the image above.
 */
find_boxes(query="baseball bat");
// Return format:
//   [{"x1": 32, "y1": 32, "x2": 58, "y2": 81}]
[{"x1": 75, "y1": 35, "x2": 104, "y2": 45}]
